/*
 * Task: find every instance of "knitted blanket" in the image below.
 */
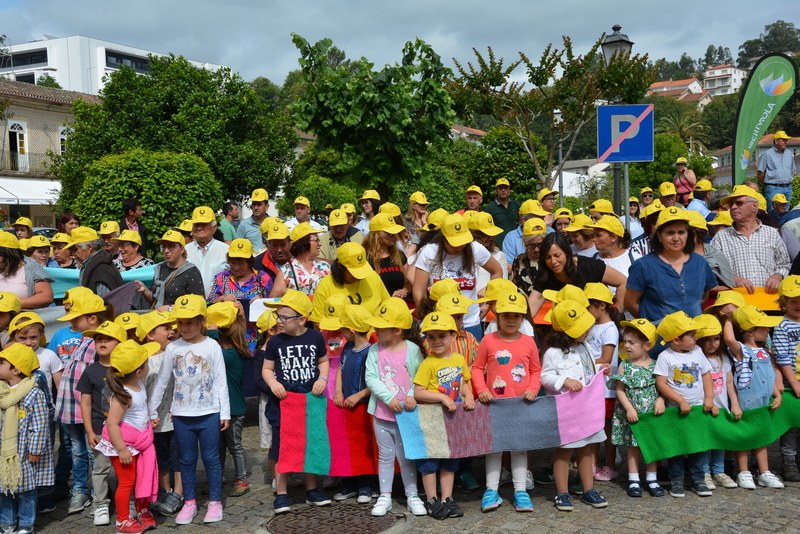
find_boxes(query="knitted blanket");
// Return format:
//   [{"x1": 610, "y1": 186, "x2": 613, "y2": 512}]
[
  {"x1": 630, "y1": 392, "x2": 800, "y2": 463},
  {"x1": 101, "y1": 422, "x2": 159, "y2": 501}
]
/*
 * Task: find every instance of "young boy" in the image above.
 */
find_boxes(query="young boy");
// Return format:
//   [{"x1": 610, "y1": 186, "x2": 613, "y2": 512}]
[
  {"x1": 138, "y1": 311, "x2": 184, "y2": 515},
  {"x1": 414, "y1": 312, "x2": 475, "y2": 520},
  {"x1": 333, "y1": 304, "x2": 374, "y2": 503},
  {"x1": 774, "y1": 276, "x2": 800, "y2": 482},
  {"x1": 653, "y1": 311, "x2": 717, "y2": 498},
  {"x1": 261, "y1": 289, "x2": 331, "y2": 514},
  {"x1": 0, "y1": 291, "x2": 21, "y2": 348},
  {"x1": 0, "y1": 343, "x2": 54, "y2": 534},
  {"x1": 76, "y1": 320, "x2": 127, "y2": 526}
]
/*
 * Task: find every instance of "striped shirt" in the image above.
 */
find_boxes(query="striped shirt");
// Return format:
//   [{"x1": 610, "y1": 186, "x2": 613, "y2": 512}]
[
  {"x1": 424, "y1": 329, "x2": 479, "y2": 366},
  {"x1": 55, "y1": 337, "x2": 96, "y2": 424},
  {"x1": 710, "y1": 222, "x2": 789, "y2": 287}
]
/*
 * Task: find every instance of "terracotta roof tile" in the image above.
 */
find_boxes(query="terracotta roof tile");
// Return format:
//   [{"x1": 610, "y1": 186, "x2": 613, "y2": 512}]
[
  {"x1": 451, "y1": 124, "x2": 486, "y2": 136},
  {"x1": 0, "y1": 78, "x2": 100, "y2": 105}
]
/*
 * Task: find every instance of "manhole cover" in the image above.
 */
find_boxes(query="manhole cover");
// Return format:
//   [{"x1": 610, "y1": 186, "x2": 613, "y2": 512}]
[{"x1": 266, "y1": 503, "x2": 397, "y2": 534}]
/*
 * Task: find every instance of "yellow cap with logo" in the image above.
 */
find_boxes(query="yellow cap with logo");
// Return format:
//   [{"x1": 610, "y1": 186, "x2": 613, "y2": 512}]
[
  {"x1": 50, "y1": 233, "x2": 72, "y2": 245},
  {"x1": 157, "y1": 230, "x2": 186, "y2": 246},
  {"x1": 466, "y1": 185, "x2": 483, "y2": 196},
  {"x1": 587, "y1": 215, "x2": 624, "y2": 238},
  {"x1": 779, "y1": 275, "x2": 800, "y2": 298},
  {"x1": 659, "y1": 182, "x2": 677, "y2": 197},
  {"x1": 8, "y1": 312, "x2": 47, "y2": 343},
  {"x1": 228, "y1": 239, "x2": 254, "y2": 258},
  {"x1": 551, "y1": 300, "x2": 595, "y2": 339},
  {"x1": 251, "y1": 188, "x2": 269, "y2": 202},
  {"x1": 256, "y1": 309, "x2": 278, "y2": 334},
  {"x1": 709, "y1": 210, "x2": 732, "y2": 227},
  {"x1": 420, "y1": 208, "x2": 449, "y2": 232},
  {"x1": 340, "y1": 203, "x2": 357, "y2": 214},
  {"x1": 27, "y1": 235, "x2": 52, "y2": 249},
  {"x1": 429, "y1": 279, "x2": 460, "y2": 302},
  {"x1": 656, "y1": 206, "x2": 690, "y2": 228},
  {"x1": 435, "y1": 293, "x2": 473, "y2": 315},
  {"x1": 542, "y1": 284, "x2": 589, "y2": 307},
  {"x1": 468, "y1": 212, "x2": 502, "y2": 236},
  {"x1": 519, "y1": 199, "x2": 549, "y2": 217},
  {"x1": 63, "y1": 227, "x2": 99, "y2": 249},
  {"x1": 294, "y1": 196, "x2": 310, "y2": 207},
  {"x1": 588, "y1": 199, "x2": 618, "y2": 217},
  {"x1": 657, "y1": 311, "x2": 696, "y2": 344},
  {"x1": 629, "y1": 197, "x2": 639, "y2": 204},
  {"x1": 206, "y1": 301, "x2": 239, "y2": 329},
  {"x1": 584, "y1": 282, "x2": 614, "y2": 305},
  {"x1": 370, "y1": 212, "x2": 406, "y2": 234},
  {"x1": 84, "y1": 320, "x2": 128, "y2": 343},
  {"x1": 134, "y1": 311, "x2": 175, "y2": 340},
  {"x1": 58, "y1": 292, "x2": 106, "y2": 321},
  {"x1": 99, "y1": 221, "x2": 121, "y2": 235},
  {"x1": 264, "y1": 288, "x2": 313, "y2": 317},
  {"x1": 495, "y1": 290, "x2": 527, "y2": 314},
  {"x1": 495, "y1": 178, "x2": 510, "y2": 188},
  {"x1": 191, "y1": 206, "x2": 216, "y2": 224},
  {"x1": 694, "y1": 180, "x2": 715, "y2": 192},
  {"x1": 421, "y1": 312, "x2": 458, "y2": 333},
  {"x1": 537, "y1": 188, "x2": 558, "y2": 202},
  {"x1": 115, "y1": 313, "x2": 141, "y2": 333},
  {"x1": 704, "y1": 291, "x2": 746, "y2": 313},
  {"x1": 720, "y1": 185, "x2": 760, "y2": 207},
  {"x1": 62, "y1": 286, "x2": 92, "y2": 309},
  {"x1": 12, "y1": 217, "x2": 32, "y2": 229},
  {"x1": 693, "y1": 314, "x2": 722, "y2": 340},
  {"x1": 1, "y1": 343, "x2": 39, "y2": 376},
  {"x1": 340, "y1": 304, "x2": 374, "y2": 333},
  {"x1": 441, "y1": 213, "x2": 473, "y2": 247},
  {"x1": 564, "y1": 214, "x2": 593, "y2": 233},
  {"x1": 621, "y1": 318, "x2": 658, "y2": 346},
  {"x1": 409, "y1": 191, "x2": 429, "y2": 205},
  {"x1": 553, "y1": 208, "x2": 573, "y2": 220},
  {"x1": 337, "y1": 242, "x2": 374, "y2": 279},
  {"x1": 733, "y1": 305, "x2": 782, "y2": 330},
  {"x1": 111, "y1": 230, "x2": 142, "y2": 245},
  {"x1": 111, "y1": 340, "x2": 161, "y2": 377},
  {"x1": 367, "y1": 297, "x2": 414, "y2": 329},
  {"x1": 640, "y1": 200, "x2": 665, "y2": 219},
  {"x1": 358, "y1": 190, "x2": 381, "y2": 202},
  {"x1": 173, "y1": 220, "x2": 193, "y2": 233},
  {"x1": 484, "y1": 278, "x2": 518, "y2": 302},
  {"x1": 171, "y1": 294, "x2": 207, "y2": 319},
  {"x1": 315, "y1": 293, "x2": 350, "y2": 331},
  {"x1": 328, "y1": 209, "x2": 349, "y2": 227},
  {"x1": 772, "y1": 194, "x2": 789, "y2": 204},
  {"x1": 265, "y1": 221, "x2": 290, "y2": 240},
  {"x1": 290, "y1": 222, "x2": 323, "y2": 242}
]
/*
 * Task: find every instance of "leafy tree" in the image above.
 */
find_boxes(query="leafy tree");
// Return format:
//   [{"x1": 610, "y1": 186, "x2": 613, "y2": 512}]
[
  {"x1": 640, "y1": 95, "x2": 697, "y2": 123},
  {"x1": 290, "y1": 34, "x2": 456, "y2": 200},
  {"x1": 293, "y1": 142, "x2": 358, "y2": 187},
  {"x1": 628, "y1": 133, "x2": 714, "y2": 191},
  {"x1": 449, "y1": 35, "x2": 659, "y2": 190},
  {"x1": 50, "y1": 54, "x2": 298, "y2": 210},
  {"x1": 656, "y1": 111, "x2": 710, "y2": 153},
  {"x1": 658, "y1": 53, "x2": 700, "y2": 81},
  {"x1": 737, "y1": 20, "x2": 800, "y2": 67},
  {"x1": 36, "y1": 74, "x2": 62, "y2": 89},
  {"x1": 275, "y1": 174, "x2": 358, "y2": 216},
  {"x1": 249, "y1": 76, "x2": 281, "y2": 112},
  {"x1": 700, "y1": 45, "x2": 733, "y2": 71},
  {"x1": 701, "y1": 93, "x2": 738, "y2": 151},
  {"x1": 74, "y1": 149, "x2": 223, "y2": 255}
]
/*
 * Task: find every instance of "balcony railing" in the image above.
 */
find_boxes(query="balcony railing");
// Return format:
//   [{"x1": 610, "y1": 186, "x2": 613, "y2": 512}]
[{"x1": 0, "y1": 151, "x2": 52, "y2": 174}]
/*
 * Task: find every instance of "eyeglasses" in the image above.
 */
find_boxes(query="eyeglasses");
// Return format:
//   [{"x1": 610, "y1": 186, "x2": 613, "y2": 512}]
[
  {"x1": 276, "y1": 314, "x2": 303, "y2": 323},
  {"x1": 309, "y1": 238, "x2": 320, "y2": 243},
  {"x1": 160, "y1": 243, "x2": 180, "y2": 251},
  {"x1": 731, "y1": 199, "x2": 756, "y2": 208},
  {"x1": 525, "y1": 242, "x2": 542, "y2": 250}
]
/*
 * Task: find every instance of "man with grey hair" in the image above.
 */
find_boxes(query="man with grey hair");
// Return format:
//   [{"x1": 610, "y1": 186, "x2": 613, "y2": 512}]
[
  {"x1": 66, "y1": 226, "x2": 124, "y2": 296},
  {"x1": 185, "y1": 206, "x2": 230, "y2": 294}
]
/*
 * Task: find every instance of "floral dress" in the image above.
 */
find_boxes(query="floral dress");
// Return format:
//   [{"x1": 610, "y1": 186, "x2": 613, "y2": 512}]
[
  {"x1": 280, "y1": 257, "x2": 331, "y2": 295},
  {"x1": 609, "y1": 359, "x2": 657, "y2": 447},
  {"x1": 208, "y1": 269, "x2": 274, "y2": 349}
]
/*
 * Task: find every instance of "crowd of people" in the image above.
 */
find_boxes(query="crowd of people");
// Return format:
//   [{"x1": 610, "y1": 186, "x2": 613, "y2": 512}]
[{"x1": 0, "y1": 137, "x2": 799, "y2": 533}]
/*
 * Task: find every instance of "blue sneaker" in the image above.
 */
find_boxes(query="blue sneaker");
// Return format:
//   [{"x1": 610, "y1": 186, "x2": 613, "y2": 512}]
[
  {"x1": 305, "y1": 489, "x2": 332, "y2": 506},
  {"x1": 513, "y1": 490, "x2": 533, "y2": 512},
  {"x1": 480, "y1": 489, "x2": 502, "y2": 512},
  {"x1": 458, "y1": 471, "x2": 480, "y2": 490},
  {"x1": 274, "y1": 494, "x2": 291, "y2": 514},
  {"x1": 555, "y1": 492, "x2": 573, "y2": 511},
  {"x1": 581, "y1": 488, "x2": 608, "y2": 508}
]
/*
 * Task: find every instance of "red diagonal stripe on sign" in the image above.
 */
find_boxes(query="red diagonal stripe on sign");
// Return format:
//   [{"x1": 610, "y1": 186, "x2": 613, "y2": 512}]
[{"x1": 598, "y1": 104, "x2": 654, "y2": 163}]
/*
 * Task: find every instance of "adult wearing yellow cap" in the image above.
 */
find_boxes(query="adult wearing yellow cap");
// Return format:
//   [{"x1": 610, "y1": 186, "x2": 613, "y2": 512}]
[
  {"x1": 11, "y1": 216, "x2": 34, "y2": 240},
  {"x1": 284, "y1": 196, "x2": 325, "y2": 234},
  {"x1": 502, "y1": 200, "x2": 553, "y2": 270},
  {"x1": 687, "y1": 180, "x2": 715, "y2": 219},
  {"x1": 98, "y1": 221, "x2": 122, "y2": 262},
  {"x1": 111, "y1": 230, "x2": 153, "y2": 272},
  {"x1": 404, "y1": 192, "x2": 429, "y2": 243},
  {"x1": 711, "y1": 185, "x2": 789, "y2": 294},
  {"x1": 136, "y1": 230, "x2": 205, "y2": 310},
  {"x1": 254, "y1": 220, "x2": 293, "y2": 281},
  {"x1": 362, "y1": 213, "x2": 412, "y2": 299},
  {"x1": 484, "y1": 178, "x2": 522, "y2": 247},
  {"x1": 463, "y1": 185, "x2": 483, "y2": 214},
  {"x1": 355, "y1": 190, "x2": 382, "y2": 236},
  {"x1": 639, "y1": 187, "x2": 654, "y2": 208},
  {"x1": 51, "y1": 232, "x2": 77, "y2": 269},
  {"x1": 64, "y1": 227, "x2": 123, "y2": 297},
  {"x1": 280, "y1": 223, "x2": 330, "y2": 296},
  {"x1": 758, "y1": 131, "x2": 796, "y2": 214},
  {"x1": 587, "y1": 215, "x2": 639, "y2": 289},
  {"x1": 235, "y1": 189, "x2": 270, "y2": 250},
  {"x1": 26, "y1": 235, "x2": 59, "y2": 268},
  {"x1": 185, "y1": 206, "x2": 230, "y2": 296},
  {"x1": 319, "y1": 209, "x2": 364, "y2": 263},
  {"x1": 511, "y1": 218, "x2": 547, "y2": 296},
  {"x1": 620, "y1": 196, "x2": 644, "y2": 240},
  {"x1": 769, "y1": 193, "x2": 790, "y2": 226},
  {"x1": 672, "y1": 157, "x2": 696, "y2": 207}
]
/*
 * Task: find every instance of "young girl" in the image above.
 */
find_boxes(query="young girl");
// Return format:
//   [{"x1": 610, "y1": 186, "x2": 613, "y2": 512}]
[
  {"x1": 148, "y1": 295, "x2": 230, "y2": 524},
  {"x1": 584, "y1": 282, "x2": 621, "y2": 481},
  {"x1": 0, "y1": 291, "x2": 21, "y2": 350},
  {"x1": 540, "y1": 299, "x2": 609, "y2": 512},
  {"x1": 364, "y1": 298, "x2": 426, "y2": 517},
  {"x1": 206, "y1": 301, "x2": 251, "y2": 496},
  {"x1": 252, "y1": 309, "x2": 280, "y2": 488},
  {"x1": 695, "y1": 314, "x2": 740, "y2": 490},
  {"x1": 722, "y1": 305, "x2": 784, "y2": 490},
  {"x1": 472, "y1": 290, "x2": 540, "y2": 513},
  {"x1": 97, "y1": 340, "x2": 160, "y2": 534},
  {"x1": 609, "y1": 318, "x2": 665, "y2": 497},
  {"x1": 313, "y1": 293, "x2": 351, "y2": 400},
  {"x1": 774, "y1": 275, "x2": 800, "y2": 482}
]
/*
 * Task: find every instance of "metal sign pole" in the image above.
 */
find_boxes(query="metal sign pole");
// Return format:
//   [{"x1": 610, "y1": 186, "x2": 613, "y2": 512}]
[{"x1": 623, "y1": 163, "x2": 630, "y2": 232}]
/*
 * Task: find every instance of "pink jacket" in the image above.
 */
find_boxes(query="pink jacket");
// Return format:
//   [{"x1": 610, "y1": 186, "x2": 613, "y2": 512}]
[{"x1": 102, "y1": 422, "x2": 159, "y2": 501}]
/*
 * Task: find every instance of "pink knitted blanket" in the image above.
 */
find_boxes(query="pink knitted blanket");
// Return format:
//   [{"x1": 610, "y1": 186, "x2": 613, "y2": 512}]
[{"x1": 101, "y1": 422, "x2": 159, "y2": 501}]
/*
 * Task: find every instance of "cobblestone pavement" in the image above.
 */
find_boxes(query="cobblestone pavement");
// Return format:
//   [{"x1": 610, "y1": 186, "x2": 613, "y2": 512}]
[{"x1": 33, "y1": 399, "x2": 800, "y2": 534}]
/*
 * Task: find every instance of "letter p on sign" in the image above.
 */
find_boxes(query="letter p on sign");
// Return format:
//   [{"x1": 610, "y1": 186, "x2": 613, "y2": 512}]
[{"x1": 597, "y1": 104, "x2": 654, "y2": 163}]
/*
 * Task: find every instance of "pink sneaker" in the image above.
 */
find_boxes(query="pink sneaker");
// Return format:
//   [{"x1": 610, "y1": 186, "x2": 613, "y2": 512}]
[
  {"x1": 203, "y1": 501, "x2": 223, "y2": 523},
  {"x1": 594, "y1": 466, "x2": 619, "y2": 481},
  {"x1": 175, "y1": 501, "x2": 197, "y2": 525}
]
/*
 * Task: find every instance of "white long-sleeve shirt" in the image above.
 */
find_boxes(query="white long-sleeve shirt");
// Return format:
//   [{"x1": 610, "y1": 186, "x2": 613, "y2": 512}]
[
  {"x1": 540, "y1": 344, "x2": 596, "y2": 395},
  {"x1": 148, "y1": 337, "x2": 230, "y2": 421}
]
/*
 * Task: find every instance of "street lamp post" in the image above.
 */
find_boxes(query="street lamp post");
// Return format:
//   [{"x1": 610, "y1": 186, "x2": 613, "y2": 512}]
[
  {"x1": 601, "y1": 25, "x2": 634, "y2": 218},
  {"x1": 554, "y1": 109, "x2": 564, "y2": 208}
]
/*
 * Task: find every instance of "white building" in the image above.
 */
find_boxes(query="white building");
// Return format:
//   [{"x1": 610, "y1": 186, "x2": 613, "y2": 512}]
[
  {"x1": 0, "y1": 35, "x2": 225, "y2": 95},
  {"x1": 703, "y1": 65, "x2": 748, "y2": 96}
]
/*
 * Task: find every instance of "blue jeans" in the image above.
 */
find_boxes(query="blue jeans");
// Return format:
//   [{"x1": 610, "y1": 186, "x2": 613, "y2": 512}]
[
  {"x1": 173, "y1": 414, "x2": 223, "y2": 501},
  {"x1": 67, "y1": 423, "x2": 92, "y2": 495},
  {"x1": 0, "y1": 489, "x2": 37, "y2": 529},
  {"x1": 464, "y1": 323, "x2": 483, "y2": 343},
  {"x1": 54, "y1": 422, "x2": 72, "y2": 483},
  {"x1": 702, "y1": 449, "x2": 725, "y2": 476},
  {"x1": 668, "y1": 451, "x2": 708, "y2": 483},
  {"x1": 765, "y1": 183, "x2": 793, "y2": 214}
]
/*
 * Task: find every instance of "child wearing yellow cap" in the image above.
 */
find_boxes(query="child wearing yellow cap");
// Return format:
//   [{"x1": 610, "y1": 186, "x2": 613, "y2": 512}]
[
  {"x1": 414, "y1": 312, "x2": 475, "y2": 520},
  {"x1": 0, "y1": 343, "x2": 52, "y2": 534},
  {"x1": 722, "y1": 305, "x2": 784, "y2": 490},
  {"x1": 252, "y1": 310, "x2": 280, "y2": 457},
  {"x1": 775, "y1": 276, "x2": 800, "y2": 482},
  {"x1": 654, "y1": 311, "x2": 717, "y2": 497},
  {"x1": 9, "y1": 312, "x2": 62, "y2": 394}
]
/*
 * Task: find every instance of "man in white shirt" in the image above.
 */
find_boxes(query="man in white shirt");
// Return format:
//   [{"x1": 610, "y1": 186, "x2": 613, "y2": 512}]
[
  {"x1": 284, "y1": 196, "x2": 325, "y2": 232},
  {"x1": 185, "y1": 206, "x2": 230, "y2": 295}
]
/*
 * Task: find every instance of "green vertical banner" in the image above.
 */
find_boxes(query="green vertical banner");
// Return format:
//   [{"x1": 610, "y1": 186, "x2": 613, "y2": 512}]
[{"x1": 732, "y1": 52, "x2": 798, "y2": 185}]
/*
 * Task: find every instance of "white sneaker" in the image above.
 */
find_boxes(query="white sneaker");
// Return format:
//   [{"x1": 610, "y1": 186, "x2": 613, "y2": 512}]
[
  {"x1": 271, "y1": 477, "x2": 277, "y2": 493},
  {"x1": 499, "y1": 467, "x2": 512, "y2": 486},
  {"x1": 525, "y1": 470, "x2": 535, "y2": 490},
  {"x1": 712, "y1": 473, "x2": 738, "y2": 489},
  {"x1": 93, "y1": 504, "x2": 110, "y2": 526},
  {"x1": 371, "y1": 495, "x2": 392, "y2": 516},
  {"x1": 704, "y1": 473, "x2": 716, "y2": 490},
  {"x1": 737, "y1": 471, "x2": 756, "y2": 490},
  {"x1": 406, "y1": 495, "x2": 426, "y2": 516},
  {"x1": 757, "y1": 471, "x2": 785, "y2": 488}
]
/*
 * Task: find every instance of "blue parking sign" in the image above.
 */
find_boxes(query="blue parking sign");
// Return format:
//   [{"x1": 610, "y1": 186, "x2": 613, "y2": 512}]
[{"x1": 597, "y1": 104, "x2": 654, "y2": 163}]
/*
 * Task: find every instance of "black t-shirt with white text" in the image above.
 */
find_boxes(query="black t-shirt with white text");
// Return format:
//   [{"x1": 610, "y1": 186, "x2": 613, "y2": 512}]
[{"x1": 263, "y1": 329, "x2": 327, "y2": 386}]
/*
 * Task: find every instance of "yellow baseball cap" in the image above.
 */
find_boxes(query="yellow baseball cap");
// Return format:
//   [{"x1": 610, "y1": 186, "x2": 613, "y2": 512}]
[
  {"x1": 704, "y1": 290, "x2": 746, "y2": 313},
  {"x1": 294, "y1": 196, "x2": 310, "y2": 207},
  {"x1": 753, "y1": 191, "x2": 767, "y2": 211},
  {"x1": 429, "y1": 279, "x2": 460, "y2": 302},
  {"x1": 337, "y1": 242, "x2": 374, "y2": 279},
  {"x1": 8, "y1": 312, "x2": 47, "y2": 343},
  {"x1": 50, "y1": 232, "x2": 72, "y2": 245},
  {"x1": 629, "y1": 197, "x2": 639, "y2": 204},
  {"x1": 657, "y1": 311, "x2": 695, "y2": 344},
  {"x1": 483, "y1": 278, "x2": 518, "y2": 302},
  {"x1": 156, "y1": 230, "x2": 186, "y2": 246},
  {"x1": 693, "y1": 314, "x2": 722, "y2": 340},
  {"x1": 435, "y1": 293, "x2": 473, "y2": 315},
  {"x1": 83, "y1": 320, "x2": 128, "y2": 343},
  {"x1": 259, "y1": 217, "x2": 282, "y2": 235},
  {"x1": 358, "y1": 190, "x2": 381, "y2": 202},
  {"x1": 588, "y1": 199, "x2": 618, "y2": 216},
  {"x1": 779, "y1": 275, "x2": 800, "y2": 298},
  {"x1": 420, "y1": 208, "x2": 449, "y2": 232},
  {"x1": 171, "y1": 294, "x2": 207, "y2": 319},
  {"x1": 379, "y1": 202, "x2": 402, "y2": 218},
  {"x1": 675, "y1": 157, "x2": 689, "y2": 165},
  {"x1": 553, "y1": 208, "x2": 573, "y2": 220},
  {"x1": 326, "y1": 204, "x2": 333, "y2": 210},
  {"x1": 266, "y1": 221, "x2": 290, "y2": 241},
  {"x1": 63, "y1": 227, "x2": 99, "y2": 249},
  {"x1": 256, "y1": 309, "x2": 278, "y2": 334},
  {"x1": 687, "y1": 209, "x2": 708, "y2": 231},
  {"x1": 466, "y1": 185, "x2": 483, "y2": 196},
  {"x1": 720, "y1": 185, "x2": 760, "y2": 207},
  {"x1": 584, "y1": 282, "x2": 614, "y2": 305},
  {"x1": 0, "y1": 232, "x2": 20, "y2": 250},
  {"x1": 18, "y1": 238, "x2": 29, "y2": 252},
  {"x1": 0, "y1": 292, "x2": 21, "y2": 314},
  {"x1": 191, "y1": 206, "x2": 216, "y2": 224},
  {"x1": 328, "y1": 209, "x2": 349, "y2": 227},
  {"x1": 772, "y1": 194, "x2": 789, "y2": 204},
  {"x1": 251, "y1": 188, "x2": 269, "y2": 202},
  {"x1": 520, "y1": 199, "x2": 549, "y2": 217},
  {"x1": 27, "y1": 235, "x2": 52, "y2": 249},
  {"x1": 495, "y1": 178, "x2": 510, "y2": 188},
  {"x1": 62, "y1": 287, "x2": 92, "y2": 309},
  {"x1": 734, "y1": 305, "x2": 782, "y2": 330},
  {"x1": 111, "y1": 339, "x2": 160, "y2": 377},
  {"x1": 551, "y1": 300, "x2": 595, "y2": 338},
  {"x1": 316, "y1": 293, "x2": 350, "y2": 330},
  {"x1": 115, "y1": 312, "x2": 142, "y2": 333},
  {"x1": 228, "y1": 238, "x2": 254, "y2": 258},
  {"x1": 659, "y1": 182, "x2": 677, "y2": 197},
  {"x1": 290, "y1": 222, "x2": 323, "y2": 242},
  {"x1": 656, "y1": 206, "x2": 690, "y2": 228},
  {"x1": 522, "y1": 217, "x2": 547, "y2": 236},
  {"x1": 370, "y1": 212, "x2": 406, "y2": 234},
  {"x1": 640, "y1": 200, "x2": 665, "y2": 219},
  {"x1": 58, "y1": 292, "x2": 106, "y2": 321},
  {"x1": 641, "y1": 187, "x2": 654, "y2": 195},
  {"x1": 441, "y1": 213, "x2": 473, "y2": 247},
  {"x1": 621, "y1": 318, "x2": 658, "y2": 346},
  {"x1": 409, "y1": 191, "x2": 429, "y2": 205},
  {"x1": 99, "y1": 221, "x2": 121, "y2": 236},
  {"x1": 421, "y1": 311, "x2": 458, "y2": 333},
  {"x1": 264, "y1": 288, "x2": 313, "y2": 317},
  {"x1": 694, "y1": 180, "x2": 715, "y2": 192},
  {"x1": 206, "y1": 301, "x2": 239, "y2": 329},
  {"x1": 173, "y1": 220, "x2": 193, "y2": 233},
  {"x1": 565, "y1": 213, "x2": 593, "y2": 232},
  {"x1": 340, "y1": 203, "x2": 357, "y2": 214},
  {"x1": 537, "y1": 188, "x2": 558, "y2": 202},
  {"x1": 774, "y1": 131, "x2": 791, "y2": 140},
  {"x1": 367, "y1": 297, "x2": 413, "y2": 330},
  {"x1": 495, "y1": 290, "x2": 527, "y2": 314},
  {"x1": 587, "y1": 215, "x2": 624, "y2": 237},
  {"x1": 0, "y1": 343, "x2": 39, "y2": 375},
  {"x1": 542, "y1": 284, "x2": 590, "y2": 307},
  {"x1": 111, "y1": 230, "x2": 142, "y2": 246},
  {"x1": 340, "y1": 304, "x2": 374, "y2": 333},
  {"x1": 12, "y1": 217, "x2": 32, "y2": 229},
  {"x1": 468, "y1": 212, "x2": 502, "y2": 236}
]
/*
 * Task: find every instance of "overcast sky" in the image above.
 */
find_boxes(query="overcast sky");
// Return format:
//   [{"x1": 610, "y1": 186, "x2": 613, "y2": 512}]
[{"x1": 2, "y1": 0, "x2": 798, "y2": 85}]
